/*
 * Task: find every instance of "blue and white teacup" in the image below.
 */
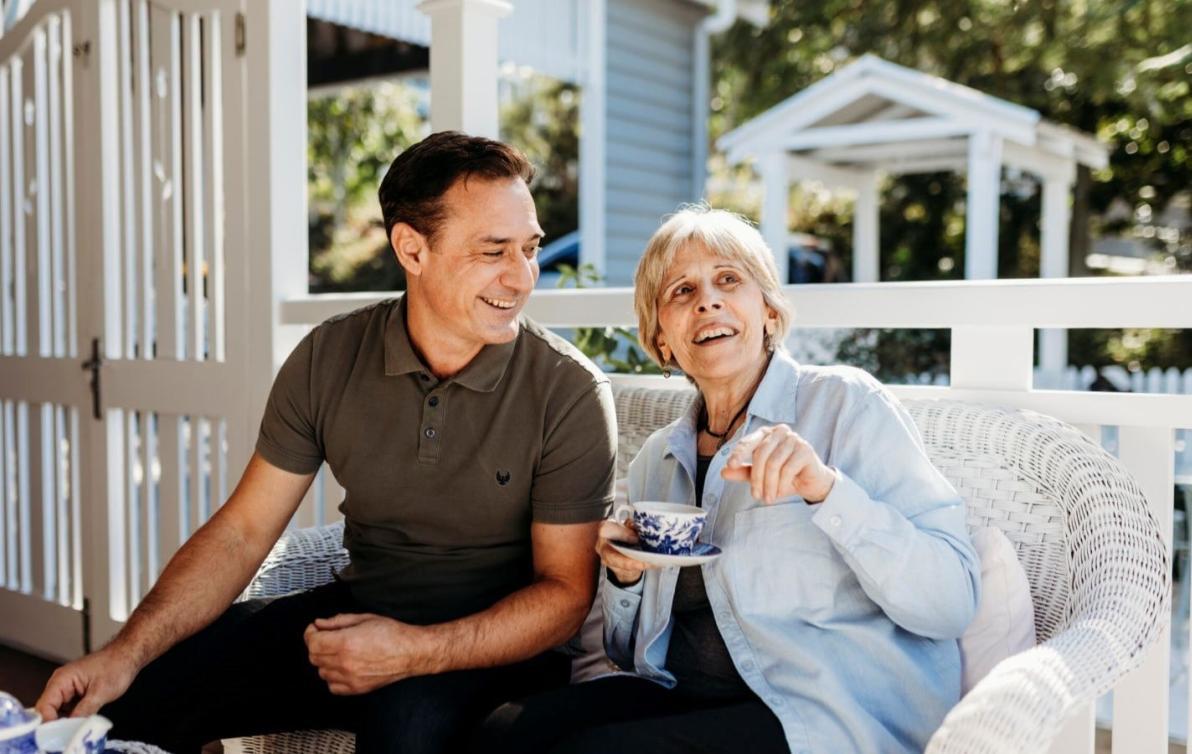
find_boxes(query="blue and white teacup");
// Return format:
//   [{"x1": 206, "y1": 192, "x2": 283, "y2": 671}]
[
  {"x1": 35, "y1": 715, "x2": 111, "y2": 754},
  {"x1": 0, "y1": 691, "x2": 40, "y2": 754},
  {"x1": 614, "y1": 501, "x2": 707, "y2": 555}
]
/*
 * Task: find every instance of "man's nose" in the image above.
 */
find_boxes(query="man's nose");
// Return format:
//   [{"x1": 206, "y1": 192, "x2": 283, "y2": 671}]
[{"x1": 503, "y1": 253, "x2": 537, "y2": 291}]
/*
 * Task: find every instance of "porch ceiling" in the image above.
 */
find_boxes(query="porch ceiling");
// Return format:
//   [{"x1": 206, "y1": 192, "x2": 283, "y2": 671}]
[{"x1": 306, "y1": 0, "x2": 584, "y2": 84}]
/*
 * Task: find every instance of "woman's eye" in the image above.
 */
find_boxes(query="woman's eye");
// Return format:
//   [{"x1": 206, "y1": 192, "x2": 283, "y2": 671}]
[
  {"x1": 721, "y1": 273, "x2": 739, "y2": 284},
  {"x1": 484, "y1": 250, "x2": 503, "y2": 258},
  {"x1": 673, "y1": 285, "x2": 692, "y2": 297}
]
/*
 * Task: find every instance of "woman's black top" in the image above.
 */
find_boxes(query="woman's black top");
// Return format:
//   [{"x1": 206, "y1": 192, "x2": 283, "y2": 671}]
[{"x1": 664, "y1": 454, "x2": 755, "y2": 701}]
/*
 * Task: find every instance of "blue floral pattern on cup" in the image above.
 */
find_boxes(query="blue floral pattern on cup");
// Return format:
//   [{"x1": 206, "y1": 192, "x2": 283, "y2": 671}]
[
  {"x1": 633, "y1": 509, "x2": 706, "y2": 555},
  {"x1": 0, "y1": 692, "x2": 39, "y2": 754}
]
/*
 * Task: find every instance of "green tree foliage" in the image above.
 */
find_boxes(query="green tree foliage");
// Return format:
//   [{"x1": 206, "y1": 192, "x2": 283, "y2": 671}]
[
  {"x1": 500, "y1": 77, "x2": 581, "y2": 245},
  {"x1": 711, "y1": 1, "x2": 1190, "y2": 379},
  {"x1": 307, "y1": 75, "x2": 580, "y2": 292},
  {"x1": 308, "y1": 81, "x2": 426, "y2": 293},
  {"x1": 556, "y1": 264, "x2": 662, "y2": 375}
]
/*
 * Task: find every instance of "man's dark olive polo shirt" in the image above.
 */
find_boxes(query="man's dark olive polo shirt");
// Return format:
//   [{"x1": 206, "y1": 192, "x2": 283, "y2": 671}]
[{"x1": 255, "y1": 296, "x2": 616, "y2": 624}]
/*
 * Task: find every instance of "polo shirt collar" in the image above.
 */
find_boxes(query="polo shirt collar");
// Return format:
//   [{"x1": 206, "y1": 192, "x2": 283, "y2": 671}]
[{"x1": 383, "y1": 295, "x2": 517, "y2": 392}]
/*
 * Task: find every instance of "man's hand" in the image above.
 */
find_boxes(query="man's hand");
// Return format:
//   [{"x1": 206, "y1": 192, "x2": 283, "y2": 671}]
[
  {"x1": 304, "y1": 613, "x2": 436, "y2": 695},
  {"x1": 35, "y1": 647, "x2": 139, "y2": 721},
  {"x1": 722, "y1": 425, "x2": 837, "y2": 505}
]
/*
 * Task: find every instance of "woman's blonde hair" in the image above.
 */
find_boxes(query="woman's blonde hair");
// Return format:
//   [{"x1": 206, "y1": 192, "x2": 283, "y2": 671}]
[{"x1": 634, "y1": 205, "x2": 793, "y2": 369}]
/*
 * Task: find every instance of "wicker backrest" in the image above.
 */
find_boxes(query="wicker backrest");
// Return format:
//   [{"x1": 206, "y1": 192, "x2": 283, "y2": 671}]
[{"x1": 609, "y1": 384, "x2": 1166, "y2": 645}]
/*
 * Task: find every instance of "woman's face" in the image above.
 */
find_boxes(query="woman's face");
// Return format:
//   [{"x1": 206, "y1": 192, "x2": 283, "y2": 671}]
[{"x1": 655, "y1": 243, "x2": 777, "y2": 383}]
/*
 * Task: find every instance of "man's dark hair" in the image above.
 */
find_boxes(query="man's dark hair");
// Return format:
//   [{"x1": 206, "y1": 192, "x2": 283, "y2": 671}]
[{"x1": 378, "y1": 131, "x2": 535, "y2": 245}]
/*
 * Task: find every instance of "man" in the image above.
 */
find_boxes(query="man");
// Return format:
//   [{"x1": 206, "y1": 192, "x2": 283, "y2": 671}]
[{"x1": 36, "y1": 132, "x2": 617, "y2": 753}]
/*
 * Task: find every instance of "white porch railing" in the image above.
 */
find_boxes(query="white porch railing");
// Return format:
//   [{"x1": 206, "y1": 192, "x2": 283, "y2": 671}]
[
  {"x1": 281, "y1": 275, "x2": 1192, "y2": 753},
  {"x1": 0, "y1": 0, "x2": 255, "y2": 659}
]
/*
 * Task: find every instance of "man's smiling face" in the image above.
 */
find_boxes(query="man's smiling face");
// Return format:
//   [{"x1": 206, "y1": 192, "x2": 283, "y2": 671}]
[{"x1": 407, "y1": 176, "x2": 543, "y2": 358}]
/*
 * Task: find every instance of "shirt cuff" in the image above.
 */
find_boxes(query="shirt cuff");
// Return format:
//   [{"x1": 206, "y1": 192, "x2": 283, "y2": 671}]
[
  {"x1": 811, "y1": 469, "x2": 874, "y2": 549},
  {"x1": 602, "y1": 572, "x2": 644, "y2": 618}
]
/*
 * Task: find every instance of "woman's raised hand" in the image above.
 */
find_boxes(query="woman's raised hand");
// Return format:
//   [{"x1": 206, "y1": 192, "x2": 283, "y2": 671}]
[{"x1": 721, "y1": 424, "x2": 837, "y2": 505}]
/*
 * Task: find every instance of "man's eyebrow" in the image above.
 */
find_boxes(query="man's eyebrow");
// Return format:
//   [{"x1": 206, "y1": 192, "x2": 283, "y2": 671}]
[{"x1": 477, "y1": 232, "x2": 545, "y2": 244}]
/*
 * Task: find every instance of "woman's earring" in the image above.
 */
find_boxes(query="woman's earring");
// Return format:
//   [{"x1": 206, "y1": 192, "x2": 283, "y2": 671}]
[{"x1": 662, "y1": 366, "x2": 672, "y2": 379}]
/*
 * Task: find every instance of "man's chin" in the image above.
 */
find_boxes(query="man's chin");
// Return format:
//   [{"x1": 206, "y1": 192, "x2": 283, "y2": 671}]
[{"x1": 480, "y1": 319, "x2": 521, "y2": 344}]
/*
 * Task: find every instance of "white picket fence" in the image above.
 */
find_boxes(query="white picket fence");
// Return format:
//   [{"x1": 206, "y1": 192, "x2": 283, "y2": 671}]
[{"x1": 1038, "y1": 364, "x2": 1192, "y2": 396}]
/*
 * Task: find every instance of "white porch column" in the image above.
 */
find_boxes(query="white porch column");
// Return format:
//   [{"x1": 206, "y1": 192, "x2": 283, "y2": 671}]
[
  {"x1": 244, "y1": 0, "x2": 310, "y2": 430},
  {"x1": 964, "y1": 131, "x2": 1003, "y2": 280},
  {"x1": 417, "y1": 0, "x2": 512, "y2": 138},
  {"x1": 852, "y1": 172, "x2": 879, "y2": 282},
  {"x1": 759, "y1": 153, "x2": 790, "y2": 284},
  {"x1": 578, "y1": 0, "x2": 606, "y2": 277},
  {"x1": 1039, "y1": 170, "x2": 1075, "y2": 373}
]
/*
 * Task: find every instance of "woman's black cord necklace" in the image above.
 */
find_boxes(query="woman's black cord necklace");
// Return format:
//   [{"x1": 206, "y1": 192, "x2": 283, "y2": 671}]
[
  {"x1": 700, "y1": 401, "x2": 749, "y2": 448},
  {"x1": 699, "y1": 354, "x2": 772, "y2": 450}
]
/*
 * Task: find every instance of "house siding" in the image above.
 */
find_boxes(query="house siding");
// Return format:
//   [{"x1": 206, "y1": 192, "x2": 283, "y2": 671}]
[{"x1": 602, "y1": 0, "x2": 704, "y2": 285}]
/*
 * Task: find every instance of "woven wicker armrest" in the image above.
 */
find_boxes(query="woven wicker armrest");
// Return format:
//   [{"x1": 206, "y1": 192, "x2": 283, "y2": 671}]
[
  {"x1": 928, "y1": 611, "x2": 1161, "y2": 754},
  {"x1": 919, "y1": 402, "x2": 1170, "y2": 754},
  {"x1": 240, "y1": 521, "x2": 349, "y2": 601}
]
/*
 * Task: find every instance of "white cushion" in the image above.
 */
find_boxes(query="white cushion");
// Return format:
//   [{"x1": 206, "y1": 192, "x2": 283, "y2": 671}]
[{"x1": 960, "y1": 526, "x2": 1037, "y2": 694}]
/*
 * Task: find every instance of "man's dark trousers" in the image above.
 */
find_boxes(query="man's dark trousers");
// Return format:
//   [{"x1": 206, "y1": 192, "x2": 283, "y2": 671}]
[{"x1": 101, "y1": 581, "x2": 570, "y2": 754}]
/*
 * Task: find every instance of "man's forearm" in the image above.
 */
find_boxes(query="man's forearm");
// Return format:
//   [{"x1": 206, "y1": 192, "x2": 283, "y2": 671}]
[
  {"x1": 107, "y1": 512, "x2": 269, "y2": 669},
  {"x1": 418, "y1": 576, "x2": 592, "y2": 675}
]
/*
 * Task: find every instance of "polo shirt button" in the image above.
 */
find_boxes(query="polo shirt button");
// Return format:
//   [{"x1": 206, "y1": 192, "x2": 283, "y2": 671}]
[
  {"x1": 829, "y1": 515, "x2": 842, "y2": 527},
  {"x1": 741, "y1": 660, "x2": 754, "y2": 671},
  {"x1": 769, "y1": 696, "x2": 785, "y2": 707},
  {"x1": 425, "y1": 427, "x2": 436, "y2": 438},
  {"x1": 428, "y1": 396, "x2": 439, "y2": 407},
  {"x1": 703, "y1": 493, "x2": 715, "y2": 505},
  {"x1": 620, "y1": 599, "x2": 631, "y2": 608}
]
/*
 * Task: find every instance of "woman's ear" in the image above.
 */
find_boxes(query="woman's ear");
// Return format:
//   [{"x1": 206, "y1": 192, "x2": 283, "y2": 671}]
[
  {"x1": 391, "y1": 223, "x2": 429, "y2": 277},
  {"x1": 656, "y1": 334, "x2": 671, "y2": 364},
  {"x1": 764, "y1": 307, "x2": 778, "y2": 336}
]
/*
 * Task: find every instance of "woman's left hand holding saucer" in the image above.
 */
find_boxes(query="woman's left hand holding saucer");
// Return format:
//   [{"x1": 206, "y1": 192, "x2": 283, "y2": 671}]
[
  {"x1": 722, "y1": 425, "x2": 838, "y2": 505},
  {"x1": 597, "y1": 519, "x2": 657, "y2": 586}
]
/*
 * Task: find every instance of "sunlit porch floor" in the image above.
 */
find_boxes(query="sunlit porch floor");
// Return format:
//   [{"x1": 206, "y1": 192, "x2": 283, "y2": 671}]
[{"x1": 0, "y1": 642, "x2": 1180, "y2": 753}]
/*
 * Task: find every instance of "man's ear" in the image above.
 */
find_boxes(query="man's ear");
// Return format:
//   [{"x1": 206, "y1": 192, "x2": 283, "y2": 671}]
[{"x1": 391, "y1": 223, "x2": 429, "y2": 277}]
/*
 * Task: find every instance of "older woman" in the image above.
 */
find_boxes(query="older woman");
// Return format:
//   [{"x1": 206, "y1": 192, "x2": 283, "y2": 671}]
[{"x1": 479, "y1": 207, "x2": 979, "y2": 754}]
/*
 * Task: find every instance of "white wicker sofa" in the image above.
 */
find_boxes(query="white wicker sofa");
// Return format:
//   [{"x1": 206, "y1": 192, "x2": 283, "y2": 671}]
[{"x1": 228, "y1": 384, "x2": 1168, "y2": 754}]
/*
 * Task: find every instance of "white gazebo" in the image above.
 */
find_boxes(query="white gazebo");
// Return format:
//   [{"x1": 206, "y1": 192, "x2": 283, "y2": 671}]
[{"x1": 717, "y1": 54, "x2": 1109, "y2": 370}]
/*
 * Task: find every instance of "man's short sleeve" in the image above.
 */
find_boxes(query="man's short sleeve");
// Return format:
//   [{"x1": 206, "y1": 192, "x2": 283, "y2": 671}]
[
  {"x1": 255, "y1": 332, "x2": 324, "y2": 474},
  {"x1": 531, "y1": 380, "x2": 617, "y2": 524}
]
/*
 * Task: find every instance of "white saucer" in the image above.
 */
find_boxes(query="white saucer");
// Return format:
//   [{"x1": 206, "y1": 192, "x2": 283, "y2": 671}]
[{"x1": 609, "y1": 541, "x2": 723, "y2": 567}]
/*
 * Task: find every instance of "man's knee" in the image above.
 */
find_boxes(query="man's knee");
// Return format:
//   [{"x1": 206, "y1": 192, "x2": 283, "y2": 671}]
[
  {"x1": 355, "y1": 676, "x2": 473, "y2": 754},
  {"x1": 550, "y1": 723, "x2": 681, "y2": 754}
]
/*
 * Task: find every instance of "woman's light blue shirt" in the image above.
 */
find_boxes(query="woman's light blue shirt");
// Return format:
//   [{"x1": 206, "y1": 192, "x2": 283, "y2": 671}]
[{"x1": 602, "y1": 352, "x2": 980, "y2": 754}]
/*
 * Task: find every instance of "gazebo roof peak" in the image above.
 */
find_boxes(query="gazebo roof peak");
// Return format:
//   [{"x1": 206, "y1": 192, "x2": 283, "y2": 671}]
[{"x1": 718, "y1": 54, "x2": 1107, "y2": 174}]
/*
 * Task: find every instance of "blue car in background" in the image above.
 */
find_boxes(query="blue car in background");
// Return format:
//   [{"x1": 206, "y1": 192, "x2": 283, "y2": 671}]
[
  {"x1": 535, "y1": 230, "x2": 582, "y2": 288},
  {"x1": 535, "y1": 229, "x2": 832, "y2": 287}
]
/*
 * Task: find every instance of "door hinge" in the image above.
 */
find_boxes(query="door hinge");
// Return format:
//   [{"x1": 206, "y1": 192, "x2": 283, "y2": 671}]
[
  {"x1": 72, "y1": 40, "x2": 91, "y2": 64},
  {"x1": 81, "y1": 337, "x2": 103, "y2": 420},
  {"x1": 235, "y1": 13, "x2": 246, "y2": 56},
  {"x1": 82, "y1": 597, "x2": 92, "y2": 654}
]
